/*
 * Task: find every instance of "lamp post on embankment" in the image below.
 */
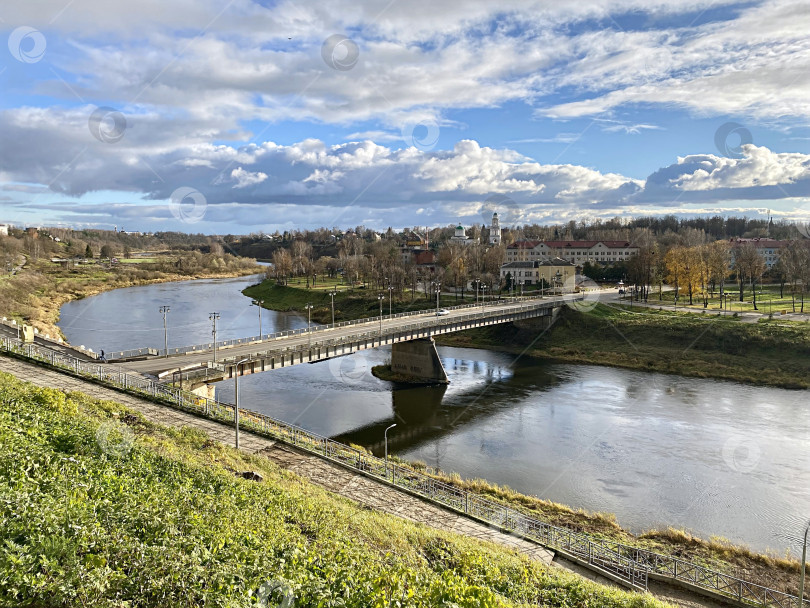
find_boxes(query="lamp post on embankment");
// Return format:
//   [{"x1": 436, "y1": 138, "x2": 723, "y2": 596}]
[
  {"x1": 251, "y1": 299, "x2": 264, "y2": 338},
  {"x1": 384, "y1": 423, "x2": 397, "y2": 479},
  {"x1": 209, "y1": 312, "x2": 220, "y2": 363},
  {"x1": 159, "y1": 305, "x2": 170, "y2": 357},
  {"x1": 234, "y1": 357, "x2": 249, "y2": 450},
  {"x1": 305, "y1": 303, "x2": 314, "y2": 347},
  {"x1": 329, "y1": 290, "x2": 338, "y2": 325},
  {"x1": 377, "y1": 294, "x2": 384, "y2": 338}
]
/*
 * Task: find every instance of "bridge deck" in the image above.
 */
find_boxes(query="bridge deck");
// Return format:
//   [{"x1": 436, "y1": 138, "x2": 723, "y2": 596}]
[{"x1": 119, "y1": 295, "x2": 580, "y2": 378}]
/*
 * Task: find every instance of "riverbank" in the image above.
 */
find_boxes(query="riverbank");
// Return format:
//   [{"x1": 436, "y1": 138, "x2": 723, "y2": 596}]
[
  {"x1": 1, "y1": 254, "x2": 262, "y2": 340},
  {"x1": 435, "y1": 303, "x2": 810, "y2": 389},
  {"x1": 0, "y1": 371, "x2": 669, "y2": 608},
  {"x1": 246, "y1": 278, "x2": 810, "y2": 389}
]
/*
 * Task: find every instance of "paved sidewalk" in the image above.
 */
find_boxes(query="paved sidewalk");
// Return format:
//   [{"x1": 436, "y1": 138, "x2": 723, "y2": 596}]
[{"x1": 0, "y1": 354, "x2": 553, "y2": 566}]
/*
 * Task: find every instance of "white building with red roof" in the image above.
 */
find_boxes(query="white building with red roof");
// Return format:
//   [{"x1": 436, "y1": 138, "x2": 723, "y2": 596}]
[{"x1": 505, "y1": 239, "x2": 638, "y2": 265}]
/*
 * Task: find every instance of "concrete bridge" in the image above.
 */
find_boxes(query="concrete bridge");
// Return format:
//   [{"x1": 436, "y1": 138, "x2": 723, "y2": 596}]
[{"x1": 114, "y1": 295, "x2": 581, "y2": 394}]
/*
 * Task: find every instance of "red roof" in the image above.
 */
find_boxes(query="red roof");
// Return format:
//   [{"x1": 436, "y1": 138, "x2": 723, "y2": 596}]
[
  {"x1": 508, "y1": 240, "x2": 633, "y2": 249},
  {"x1": 729, "y1": 238, "x2": 786, "y2": 248}
]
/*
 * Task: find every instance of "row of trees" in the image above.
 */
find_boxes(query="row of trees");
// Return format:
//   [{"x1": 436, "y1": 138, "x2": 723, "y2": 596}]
[
  {"x1": 269, "y1": 237, "x2": 506, "y2": 301},
  {"x1": 625, "y1": 238, "x2": 810, "y2": 311}
]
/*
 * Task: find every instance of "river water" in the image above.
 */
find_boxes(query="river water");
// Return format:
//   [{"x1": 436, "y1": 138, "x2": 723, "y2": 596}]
[{"x1": 59, "y1": 274, "x2": 810, "y2": 554}]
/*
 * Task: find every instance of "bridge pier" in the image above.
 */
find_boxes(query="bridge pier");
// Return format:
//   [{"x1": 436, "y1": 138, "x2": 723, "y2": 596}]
[{"x1": 390, "y1": 337, "x2": 449, "y2": 384}]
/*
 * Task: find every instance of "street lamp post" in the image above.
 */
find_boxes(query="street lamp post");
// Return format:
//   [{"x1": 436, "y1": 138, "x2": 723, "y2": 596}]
[
  {"x1": 481, "y1": 284, "x2": 488, "y2": 308},
  {"x1": 377, "y1": 293, "x2": 384, "y2": 338},
  {"x1": 388, "y1": 284, "x2": 394, "y2": 317},
  {"x1": 305, "y1": 303, "x2": 314, "y2": 346},
  {"x1": 473, "y1": 278, "x2": 480, "y2": 304},
  {"x1": 209, "y1": 312, "x2": 220, "y2": 363},
  {"x1": 234, "y1": 357, "x2": 249, "y2": 450},
  {"x1": 329, "y1": 290, "x2": 338, "y2": 325},
  {"x1": 159, "y1": 306, "x2": 170, "y2": 357},
  {"x1": 519, "y1": 279, "x2": 524, "y2": 298},
  {"x1": 434, "y1": 282, "x2": 441, "y2": 313},
  {"x1": 800, "y1": 522, "x2": 809, "y2": 608},
  {"x1": 384, "y1": 423, "x2": 397, "y2": 479},
  {"x1": 251, "y1": 299, "x2": 264, "y2": 338}
]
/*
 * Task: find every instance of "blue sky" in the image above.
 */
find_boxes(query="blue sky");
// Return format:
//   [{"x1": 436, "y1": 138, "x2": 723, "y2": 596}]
[{"x1": 0, "y1": 0, "x2": 809, "y2": 234}]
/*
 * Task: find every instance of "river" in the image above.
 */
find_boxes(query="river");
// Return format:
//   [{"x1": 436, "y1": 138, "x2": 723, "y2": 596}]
[{"x1": 58, "y1": 273, "x2": 810, "y2": 554}]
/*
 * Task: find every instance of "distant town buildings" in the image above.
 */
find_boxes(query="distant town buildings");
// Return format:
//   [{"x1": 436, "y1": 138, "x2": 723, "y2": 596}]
[
  {"x1": 450, "y1": 224, "x2": 476, "y2": 246},
  {"x1": 488, "y1": 212, "x2": 501, "y2": 245},
  {"x1": 499, "y1": 258, "x2": 576, "y2": 287},
  {"x1": 505, "y1": 240, "x2": 638, "y2": 265},
  {"x1": 0, "y1": 224, "x2": 8, "y2": 236},
  {"x1": 729, "y1": 237, "x2": 786, "y2": 269}
]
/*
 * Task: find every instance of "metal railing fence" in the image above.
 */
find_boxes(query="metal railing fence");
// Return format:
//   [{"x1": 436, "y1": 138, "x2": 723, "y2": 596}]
[{"x1": 107, "y1": 294, "x2": 574, "y2": 360}]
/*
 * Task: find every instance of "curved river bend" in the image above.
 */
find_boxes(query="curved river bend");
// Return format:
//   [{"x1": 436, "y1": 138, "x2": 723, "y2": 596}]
[{"x1": 59, "y1": 274, "x2": 810, "y2": 554}]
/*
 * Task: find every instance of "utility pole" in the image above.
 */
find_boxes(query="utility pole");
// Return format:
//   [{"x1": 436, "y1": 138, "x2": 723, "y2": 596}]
[
  {"x1": 159, "y1": 305, "x2": 170, "y2": 357},
  {"x1": 434, "y1": 282, "x2": 441, "y2": 313},
  {"x1": 251, "y1": 299, "x2": 264, "y2": 338},
  {"x1": 209, "y1": 312, "x2": 220, "y2": 363}
]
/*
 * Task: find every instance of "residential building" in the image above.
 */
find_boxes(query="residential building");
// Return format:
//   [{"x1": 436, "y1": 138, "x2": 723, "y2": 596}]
[
  {"x1": 0, "y1": 224, "x2": 8, "y2": 236},
  {"x1": 505, "y1": 240, "x2": 638, "y2": 264},
  {"x1": 729, "y1": 237, "x2": 787, "y2": 269},
  {"x1": 499, "y1": 257, "x2": 576, "y2": 287}
]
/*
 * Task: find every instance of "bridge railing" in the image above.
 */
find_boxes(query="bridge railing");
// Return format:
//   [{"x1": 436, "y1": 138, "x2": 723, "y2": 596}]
[
  {"x1": 106, "y1": 294, "x2": 570, "y2": 360},
  {"x1": 4, "y1": 335, "x2": 809, "y2": 605}
]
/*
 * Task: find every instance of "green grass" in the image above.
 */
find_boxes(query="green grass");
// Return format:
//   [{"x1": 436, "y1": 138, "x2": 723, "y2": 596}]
[
  {"x1": 244, "y1": 279, "x2": 477, "y2": 324},
  {"x1": 654, "y1": 286, "x2": 805, "y2": 314},
  {"x1": 0, "y1": 371, "x2": 668, "y2": 608}
]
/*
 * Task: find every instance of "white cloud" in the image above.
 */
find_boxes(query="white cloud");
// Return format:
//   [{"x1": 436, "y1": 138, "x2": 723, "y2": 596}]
[{"x1": 230, "y1": 167, "x2": 268, "y2": 188}]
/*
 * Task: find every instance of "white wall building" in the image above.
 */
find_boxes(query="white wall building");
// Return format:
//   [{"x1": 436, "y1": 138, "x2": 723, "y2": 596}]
[
  {"x1": 0, "y1": 224, "x2": 8, "y2": 236},
  {"x1": 450, "y1": 224, "x2": 476, "y2": 246},
  {"x1": 505, "y1": 240, "x2": 638, "y2": 265}
]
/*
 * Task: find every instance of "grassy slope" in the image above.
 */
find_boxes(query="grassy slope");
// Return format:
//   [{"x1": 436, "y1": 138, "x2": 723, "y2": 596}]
[
  {"x1": 0, "y1": 372, "x2": 666, "y2": 608},
  {"x1": 1, "y1": 256, "x2": 261, "y2": 340}
]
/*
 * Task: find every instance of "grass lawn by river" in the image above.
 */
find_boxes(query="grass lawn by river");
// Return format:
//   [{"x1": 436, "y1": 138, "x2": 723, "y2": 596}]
[
  {"x1": 438, "y1": 303, "x2": 810, "y2": 389},
  {"x1": 244, "y1": 279, "x2": 478, "y2": 323},
  {"x1": 0, "y1": 371, "x2": 668, "y2": 608}
]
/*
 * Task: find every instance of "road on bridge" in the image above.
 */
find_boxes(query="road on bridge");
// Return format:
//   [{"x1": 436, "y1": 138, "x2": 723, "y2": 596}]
[{"x1": 119, "y1": 294, "x2": 584, "y2": 377}]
